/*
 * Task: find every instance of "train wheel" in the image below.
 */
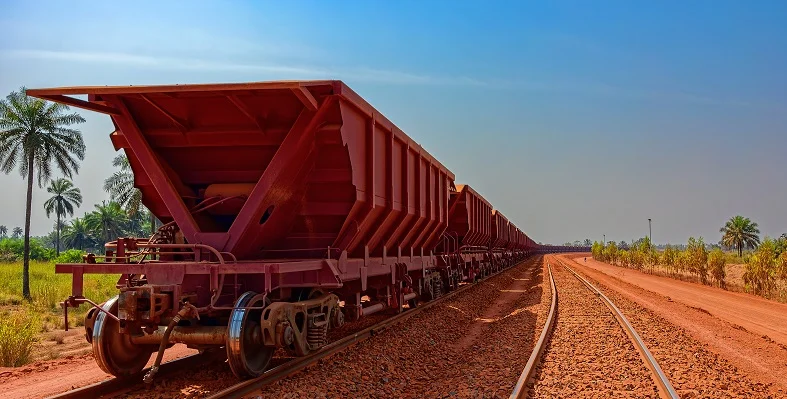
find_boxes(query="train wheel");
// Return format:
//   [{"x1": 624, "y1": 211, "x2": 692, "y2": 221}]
[
  {"x1": 92, "y1": 296, "x2": 156, "y2": 377},
  {"x1": 226, "y1": 291, "x2": 273, "y2": 378}
]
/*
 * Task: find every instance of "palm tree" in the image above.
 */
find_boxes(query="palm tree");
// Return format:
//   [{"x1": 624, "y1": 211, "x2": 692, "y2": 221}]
[
  {"x1": 0, "y1": 88, "x2": 85, "y2": 299},
  {"x1": 44, "y1": 178, "x2": 83, "y2": 255},
  {"x1": 62, "y1": 217, "x2": 96, "y2": 251},
  {"x1": 0, "y1": 225, "x2": 6, "y2": 237},
  {"x1": 720, "y1": 215, "x2": 761, "y2": 257},
  {"x1": 104, "y1": 154, "x2": 157, "y2": 234},
  {"x1": 104, "y1": 154, "x2": 142, "y2": 214},
  {"x1": 12, "y1": 227, "x2": 23, "y2": 238},
  {"x1": 85, "y1": 201, "x2": 129, "y2": 244}
]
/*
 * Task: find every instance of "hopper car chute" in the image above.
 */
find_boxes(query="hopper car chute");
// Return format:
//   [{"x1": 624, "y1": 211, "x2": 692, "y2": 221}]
[{"x1": 26, "y1": 80, "x2": 587, "y2": 381}]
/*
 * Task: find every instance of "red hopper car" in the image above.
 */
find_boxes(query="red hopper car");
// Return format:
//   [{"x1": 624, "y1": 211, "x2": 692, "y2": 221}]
[{"x1": 27, "y1": 80, "x2": 587, "y2": 380}]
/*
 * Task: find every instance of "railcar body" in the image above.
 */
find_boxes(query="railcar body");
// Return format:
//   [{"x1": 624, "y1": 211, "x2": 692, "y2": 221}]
[{"x1": 27, "y1": 80, "x2": 589, "y2": 381}]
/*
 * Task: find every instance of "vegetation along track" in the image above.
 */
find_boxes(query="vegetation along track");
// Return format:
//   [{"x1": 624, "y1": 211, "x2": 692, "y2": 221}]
[
  {"x1": 512, "y1": 256, "x2": 678, "y2": 399},
  {"x1": 45, "y1": 257, "x2": 540, "y2": 399}
]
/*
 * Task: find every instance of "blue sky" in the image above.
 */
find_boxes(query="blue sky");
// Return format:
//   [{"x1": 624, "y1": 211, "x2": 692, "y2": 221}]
[{"x1": 1, "y1": 0, "x2": 786, "y2": 245}]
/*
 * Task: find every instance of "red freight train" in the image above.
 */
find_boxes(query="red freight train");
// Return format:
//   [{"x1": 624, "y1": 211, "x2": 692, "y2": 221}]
[{"x1": 27, "y1": 81, "x2": 588, "y2": 380}]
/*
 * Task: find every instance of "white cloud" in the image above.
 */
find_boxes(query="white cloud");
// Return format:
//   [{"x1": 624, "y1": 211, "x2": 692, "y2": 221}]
[
  {"x1": 3, "y1": 49, "x2": 781, "y2": 110},
  {"x1": 3, "y1": 49, "x2": 484, "y2": 87}
]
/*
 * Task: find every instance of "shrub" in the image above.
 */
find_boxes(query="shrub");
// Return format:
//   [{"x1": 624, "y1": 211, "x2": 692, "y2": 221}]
[
  {"x1": 592, "y1": 241, "x2": 605, "y2": 261},
  {"x1": 630, "y1": 248, "x2": 645, "y2": 270},
  {"x1": 686, "y1": 237, "x2": 709, "y2": 284},
  {"x1": 744, "y1": 238, "x2": 779, "y2": 295},
  {"x1": 0, "y1": 311, "x2": 40, "y2": 367},
  {"x1": 54, "y1": 249, "x2": 85, "y2": 264},
  {"x1": 647, "y1": 250, "x2": 660, "y2": 272},
  {"x1": 779, "y1": 251, "x2": 787, "y2": 280},
  {"x1": 708, "y1": 248, "x2": 726, "y2": 288},
  {"x1": 675, "y1": 249, "x2": 689, "y2": 275},
  {"x1": 50, "y1": 330, "x2": 66, "y2": 344},
  {"x1": 661, "y1": 245, "x2": 677, "y2": 267},
  {"x1": 603, "y1": 242, "x2": 618, "y2": 265},
  {"x1": 618, "y1": 249, "x2": 630, "y2": 268},
  {"x1": 0, "y1": 238, "x2": 55, "y2": 262}
]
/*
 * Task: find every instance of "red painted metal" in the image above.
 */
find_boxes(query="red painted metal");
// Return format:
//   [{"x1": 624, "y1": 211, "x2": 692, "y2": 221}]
[
  {"x1": 506, "y1": 223, "x2": 517, "y2": 250},
  {"x1": 445, "y1": 185, "x2": 492, "y2": 249},
  {"x1": 27, "y1": 79, "x2": 590, "y2": 380},
  {"x1": 491, "y1": 210, "x2": 510, "y2": 249},
  {"x1": 29, "y1": 81, "x2": 454, "y2": 260}
]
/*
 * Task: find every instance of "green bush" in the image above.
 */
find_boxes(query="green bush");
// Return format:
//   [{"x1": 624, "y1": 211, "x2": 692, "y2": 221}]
[
  {"x1": 592, "y1": 241, "x2": 605, "y2": 261},
  {"x1": 0, "y1": 238, "x2": 55, "y2": 262},
  {"x1": 54, "y1": 249, "x2": 85, "y2": 264}
]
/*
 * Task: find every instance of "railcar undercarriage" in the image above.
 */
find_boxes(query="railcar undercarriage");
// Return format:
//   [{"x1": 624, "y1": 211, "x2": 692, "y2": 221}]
[{"x1": 60, "y1": 232, "x2": 531, "y2": 381}]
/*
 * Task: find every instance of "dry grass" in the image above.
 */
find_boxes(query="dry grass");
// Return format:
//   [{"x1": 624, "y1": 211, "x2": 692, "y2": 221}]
[
  {"x1": 641, "y1": 263, "x2": 787, "y2": 303},
  {"x1": 50, "y1": 330, "x2": 66, "y2": 344},
  {"x1": 0, "y1": 310, "x2": 39, "y2": 367},
  {"x1": 0, "y1": 261, "x2": 119, "y2": 329},
  {"x1": 0, "y1": 261, "x2": 119, "y2": 366}
]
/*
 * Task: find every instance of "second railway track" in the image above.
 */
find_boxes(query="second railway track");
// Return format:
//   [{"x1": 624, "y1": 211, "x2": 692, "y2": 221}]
[{"x1": 511, "y1": 256, "x2": 678, "y2": 399}]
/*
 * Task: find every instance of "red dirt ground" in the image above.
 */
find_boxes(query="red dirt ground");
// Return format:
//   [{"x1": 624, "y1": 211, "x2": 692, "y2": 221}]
[
  {"x1": 4, "y1": 253, "x2": 786, "y2": 398},
  {"x1": 559, "y1": 253, "x2": 787, "y2": 392},
  {"x1": 0, "y1": 344, "x2": 196, "y2": 399}
]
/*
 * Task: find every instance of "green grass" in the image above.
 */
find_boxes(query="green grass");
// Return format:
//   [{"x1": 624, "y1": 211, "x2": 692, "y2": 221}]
[{"x1": 0, "y1": 261, "x2": 119, "y2": 330}]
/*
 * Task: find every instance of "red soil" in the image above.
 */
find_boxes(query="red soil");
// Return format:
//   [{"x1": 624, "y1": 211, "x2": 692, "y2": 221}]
[{"x1": 0, "y1": 344, "x2": 196, "y2": 399}]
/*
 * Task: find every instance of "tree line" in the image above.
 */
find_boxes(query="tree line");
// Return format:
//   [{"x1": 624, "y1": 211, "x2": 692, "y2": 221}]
[
  {"x1": 592, "y1": 216, "x2": 787, "y2": 298},
  {"x1": 1, "y1": 87, "x2": 148, "y2": 299}
]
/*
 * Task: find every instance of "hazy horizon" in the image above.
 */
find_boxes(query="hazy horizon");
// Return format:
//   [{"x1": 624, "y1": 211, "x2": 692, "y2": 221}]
[{"x1": 1, "y1": 0, "x2": 785, "y2": 246}]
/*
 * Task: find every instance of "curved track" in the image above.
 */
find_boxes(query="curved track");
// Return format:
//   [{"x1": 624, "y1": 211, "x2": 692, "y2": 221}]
[{"x1": 510, "y1": 257, "x2": 678, "y2": 399}]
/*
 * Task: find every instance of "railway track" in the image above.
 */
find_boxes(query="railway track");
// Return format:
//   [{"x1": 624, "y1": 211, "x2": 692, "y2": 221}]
[
  {"x1": 205, "y1": 275, "x2": 483, "y2": 399},
  {"x1": 510, "y1": 257, "x2": 678, "y2": 399},
  {"x1": 45, "y1": 258, "x2": 533, "y2": 399}
]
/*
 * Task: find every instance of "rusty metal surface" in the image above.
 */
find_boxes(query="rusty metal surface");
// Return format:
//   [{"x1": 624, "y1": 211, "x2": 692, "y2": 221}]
[{"x1": 128, "y1": 326, "x2": 227, "y2": 346}]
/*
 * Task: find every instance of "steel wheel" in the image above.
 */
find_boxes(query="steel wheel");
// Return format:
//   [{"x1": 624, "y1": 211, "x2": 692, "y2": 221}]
[
  {"x1": 92, "y1": 296, "x2": 156, "y2": 377},
  {"x1": 226, "y1": 291, "x2": 273, "y2": 378}
]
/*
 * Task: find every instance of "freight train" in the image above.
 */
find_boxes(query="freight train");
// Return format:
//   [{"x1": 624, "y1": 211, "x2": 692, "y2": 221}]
[{"x1": 27, "y1": 81, "x2": 588, "y2": 380}]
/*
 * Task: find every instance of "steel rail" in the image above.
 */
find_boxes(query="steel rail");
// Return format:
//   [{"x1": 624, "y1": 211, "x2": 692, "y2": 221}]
[
  {"x1": 560, "y1": 260, "x2": 679, "y2": 399},
  {"x1": 43, "y1": 351, "x2": 220, "y2": 399},
  {"x1": 206, "y1": 257, "x2": 539, "y2": 399},
  {"x1": 509, "y1": 262, "x2": 557, "y2": 399}
]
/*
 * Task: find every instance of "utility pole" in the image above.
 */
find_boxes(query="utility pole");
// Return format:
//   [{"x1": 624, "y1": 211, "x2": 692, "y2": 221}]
[
  {"x1": 603, "y1": 234, "x2": 605, "y2": 244},
  {"x1": 648, "y1": 218, "x2": 652, "y2": 249}
]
